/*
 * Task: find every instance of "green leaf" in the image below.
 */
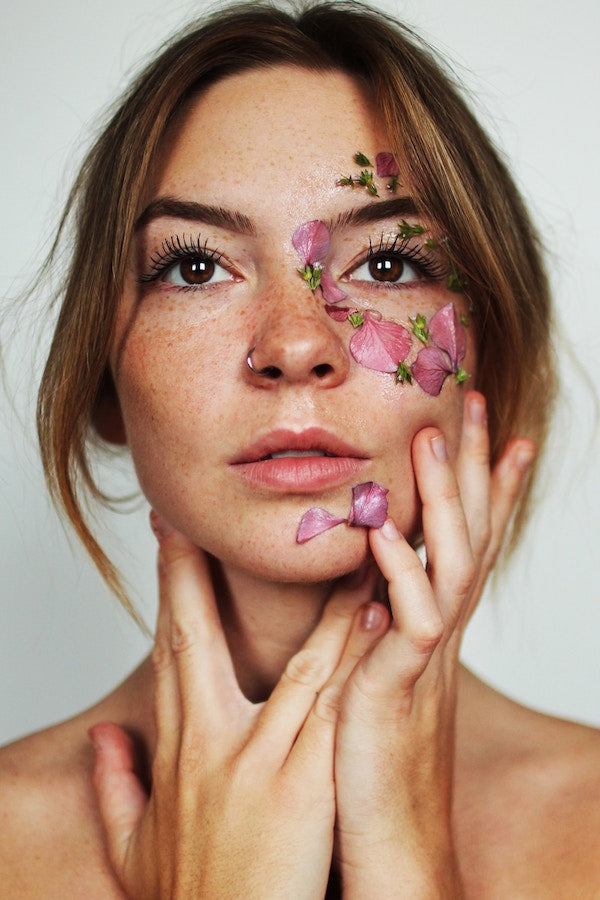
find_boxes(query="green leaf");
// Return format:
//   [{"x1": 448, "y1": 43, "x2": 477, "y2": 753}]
[
  {"x1": 338, "y1": 175, "x2": 355, "y2": 188},
  {"x1": 398, "y1": 219, "x2": 426, "y2": 239},
  {"x1": 348, "y1": 312, "x2": 365, "y2": 328},
  {"x1": 410, "y1": 313, "x2": 430, "y2": 343},
  {"x1": 455, "y1": 367, "x2": 469, "y2": 384},
  {"x1": 425, "y1": 237, "x2": 437, "y2": 250},
  {"x1": 354, "y1": 152, "x2": 372, "y2": 166},
  {"x1": 396, "y1": 361, "x2": 413, "y2": 384},
  {"x1": 460, "y1": 313, "x2": 470, "y2": 327},
  {"x1": 299, "y1": 264, "x2": 322, "y2": 291},
  {"x1": 357, "y1": 170, "x2": 378, "y2": 196},
  {"x1": 386, "y1": 175, "x2": 399, "y2": 193},
  {"x1": 446, "y1": 268, "x2": 464, "y2": 293}
]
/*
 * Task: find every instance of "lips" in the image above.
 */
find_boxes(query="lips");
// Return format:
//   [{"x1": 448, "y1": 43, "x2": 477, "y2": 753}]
[{"x1": 230, "y1": 427, "x2": 370, "y2": 492}]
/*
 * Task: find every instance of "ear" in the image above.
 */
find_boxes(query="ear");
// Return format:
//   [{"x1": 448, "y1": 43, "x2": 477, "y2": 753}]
[{"x1": 93, "y1": 369, "x2": 127, "y2": 445}]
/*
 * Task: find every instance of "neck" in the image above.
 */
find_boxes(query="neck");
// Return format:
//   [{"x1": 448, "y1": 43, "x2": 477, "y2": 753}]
[{"x1": 212, "y1": 558, "x2": 333, "y2": 701}]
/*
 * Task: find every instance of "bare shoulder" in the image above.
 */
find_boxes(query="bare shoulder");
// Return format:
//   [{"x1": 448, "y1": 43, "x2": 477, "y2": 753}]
[
  {"x1": 0, "y1": 714, "x2": 126, "y2": 898},
  {"x1": 455, "y1": 668, "x2": 600, "y2": 897}
]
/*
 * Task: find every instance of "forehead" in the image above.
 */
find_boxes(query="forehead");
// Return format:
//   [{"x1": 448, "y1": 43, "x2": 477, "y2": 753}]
[{"x1": 149, "y1": 66, "x2": 397, "y2": 213}]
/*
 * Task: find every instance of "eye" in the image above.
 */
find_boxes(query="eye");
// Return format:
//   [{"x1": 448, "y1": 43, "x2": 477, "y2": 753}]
[
  {"x1": 352, "y1": 253, "x2": 419, "y2": 285},
  {"x1": 163, "y1": 254, "x2": 231, "y2": 287}
]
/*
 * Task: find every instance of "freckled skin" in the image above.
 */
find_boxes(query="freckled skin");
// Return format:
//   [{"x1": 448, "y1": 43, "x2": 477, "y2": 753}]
[{"x1": 113, "y1": 67, "x2": 474, "y2": 583}]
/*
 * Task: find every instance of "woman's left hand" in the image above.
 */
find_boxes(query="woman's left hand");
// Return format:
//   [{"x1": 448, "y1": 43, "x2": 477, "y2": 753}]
[{"x1": 332, "y1": 390, "x2": 535, "y2": 897}]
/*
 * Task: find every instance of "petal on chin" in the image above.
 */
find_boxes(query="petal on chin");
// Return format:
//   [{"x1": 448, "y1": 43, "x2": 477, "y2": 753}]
[
  {"x1": 412, "y1": 346, "x2": 452, "y2": 396},
  {"x1": 348, "y1": 481, "x2": 389, "y2": 528},
  {"x1": 349, "y1": 313, "x2": 412, "y2": 373},
  {"x1": 296, "y1": 507, "x2": 346, "y2": 543},
  {"x1": 292, "y1": 220, "x2": 331, "y2": 266}
]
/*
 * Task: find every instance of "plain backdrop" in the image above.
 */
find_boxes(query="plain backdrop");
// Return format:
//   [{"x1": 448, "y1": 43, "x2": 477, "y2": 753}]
[{"x1": 1, "y1": 0, "x2": 598, "y2": 745}]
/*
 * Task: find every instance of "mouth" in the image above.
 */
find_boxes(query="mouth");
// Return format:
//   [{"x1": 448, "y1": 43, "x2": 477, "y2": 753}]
[{"x1": 231, "y1": 428, "x2": 370, "y2": 493}]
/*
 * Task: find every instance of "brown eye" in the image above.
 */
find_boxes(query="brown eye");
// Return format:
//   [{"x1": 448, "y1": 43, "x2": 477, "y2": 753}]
[
  {"x1": 368, "y1": 255, "x2": 405, "y2": 282},
  {"x1": 163, "y1": 254, "x2": 230, "y2": 288},
  {"x1": 178, "y1": 257, "x2": 215, "y2": 284}
]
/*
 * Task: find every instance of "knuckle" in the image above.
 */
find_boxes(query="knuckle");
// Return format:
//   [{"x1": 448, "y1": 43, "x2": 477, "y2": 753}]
[
  {"x1": 151, "y1": 637, "x2": 172, "y2": 674},
  {"x1": 453, "y1": 556, "x2": 476, "y2": 597},
  {"x1": 409, "y1": 614, "x2": 444, "y2": 655},
  {"x1": 169, "y1": 618, "x2": 199, "y2": 655},
  {"x1": 283, "y1": 647, "x2": 327, "y2": 688}
]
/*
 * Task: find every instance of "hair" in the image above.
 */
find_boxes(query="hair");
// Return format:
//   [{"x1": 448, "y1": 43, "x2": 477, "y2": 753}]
[{"x1": 36, "y1": 0, "x2": 556, "y2": 619}]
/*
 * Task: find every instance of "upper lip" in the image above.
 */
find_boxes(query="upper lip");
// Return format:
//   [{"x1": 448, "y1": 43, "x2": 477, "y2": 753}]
[{"x1": 231, "y1": 427, "x2": 368, "y2": 464}]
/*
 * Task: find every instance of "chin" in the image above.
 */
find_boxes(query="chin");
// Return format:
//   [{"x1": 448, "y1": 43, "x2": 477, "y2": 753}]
[{"x1": 218, "y1": 526, "x2": 372, "y2": 585}]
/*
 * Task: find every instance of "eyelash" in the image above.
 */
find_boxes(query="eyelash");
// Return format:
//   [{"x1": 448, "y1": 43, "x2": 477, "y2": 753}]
[
  {"x1": 138, "y1": 234, "x2": 226, "y2": 286},
  {"x1": 352, "y1": 233, "x2": 445, "y2": 285}
]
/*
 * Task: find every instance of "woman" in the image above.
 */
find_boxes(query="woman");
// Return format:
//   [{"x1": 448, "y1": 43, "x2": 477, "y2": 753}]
[{"x1": 1, "y1": 2, "x2": 598, "y2": 896}]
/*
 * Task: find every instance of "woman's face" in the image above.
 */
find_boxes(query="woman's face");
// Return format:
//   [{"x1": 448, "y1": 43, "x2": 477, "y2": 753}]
[{"x1": 112, "y1": 66, "x2": 475, "y2": 582}]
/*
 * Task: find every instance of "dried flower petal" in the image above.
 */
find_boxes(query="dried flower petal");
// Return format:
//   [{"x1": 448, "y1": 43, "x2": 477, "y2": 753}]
[
  {"x1": 320, "y1": 268, "x2": 347, "y2": 303},
  {"x1": 325, "y1": 304, "x2": 356, "y2": 322},
  {"x1": 375, "y1": 152, "x2": 399, "y2": 178},
  {"x1": 292, "y1": 220, "x2": 330, "y2": 266},
  {"x1": 428, "y1": 302, "x2": 467, "y2": 368},
  {"x1": 349, "y1": 312, "x2": 412, "y2": 373},
  {"x1": 296, "y1": 507, "x2": 346, "y2": 543},
  {"x1": 348, "y1": 482, "x2": 389, "y2": 528},
  {"x1": 411, "y1": 346, "x2": 453, "y2": 396}
]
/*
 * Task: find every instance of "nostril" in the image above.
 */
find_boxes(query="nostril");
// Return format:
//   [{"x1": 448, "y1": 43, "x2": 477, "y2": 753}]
[
  {"x1": 313, "y1": 363, "x2": 334, "y2": 378},
  {"x1": 261, "y1": 365, "x2": 282, "y2": 379}
]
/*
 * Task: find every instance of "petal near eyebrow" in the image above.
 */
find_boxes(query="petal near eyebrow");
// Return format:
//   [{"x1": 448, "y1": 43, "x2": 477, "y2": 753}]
[
  {"x1": 375, "y1": 152, "x2": 399, "y2": 178},
  {"x1": 292, "y1": 220, "x2": 331, "y2": 265}
]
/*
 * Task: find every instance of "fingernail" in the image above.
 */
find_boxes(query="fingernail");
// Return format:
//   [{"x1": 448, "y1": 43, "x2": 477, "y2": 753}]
[
  {"x1": 150, "y1": 510, "x2": 174, "y2": 542},
  {"x1": 380, "y1": 517, "x2": 399, "y2": 541},
  {"x1": 431, "y1": 433, "x2": 448, "y2": 462},
  {"x1": 468, "y1": 393, "x2": 487, "y2": 426},
  {"x1": 361, "y1": 601, "x2": 384, "y2": 631}
]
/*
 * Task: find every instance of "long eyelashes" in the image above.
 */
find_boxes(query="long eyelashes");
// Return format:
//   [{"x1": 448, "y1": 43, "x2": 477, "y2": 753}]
[
  {"x1": 363, "y1": 233, "x2": 446, "y2": 282},
  {"x1": 138, "y1": 234, "x2": 223, "y2": 284}
]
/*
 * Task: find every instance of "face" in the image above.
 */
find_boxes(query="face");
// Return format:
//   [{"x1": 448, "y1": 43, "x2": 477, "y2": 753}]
[{"x1": 111, "y1": 66, "x2": 475, "y2": 582}]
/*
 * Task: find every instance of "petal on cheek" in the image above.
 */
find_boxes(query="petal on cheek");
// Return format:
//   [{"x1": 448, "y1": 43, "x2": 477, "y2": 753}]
[
  {"x1": 347, "y1": 481, "x2": 389, "y2": 528},
  {"x1": 349, "y1": 314, "x2": 412, "y2": 373},
  {"x1": 296, "y1": 507, "x2": 346, "y2": 544}
]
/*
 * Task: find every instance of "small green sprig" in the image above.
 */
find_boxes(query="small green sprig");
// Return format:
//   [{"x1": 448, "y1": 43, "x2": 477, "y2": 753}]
[
  {"x1": 348, "y1": 311, "x2": 365, "y2": 328},
  {"x1": 455, "y1": 367, "x2": 469, "y2": 384},
  {"x1": 396, "y1": 361, "x2": 413, "y2": 384},
  {"x1": 410, "y1": 314, "x2": 430, "y2": 344},
  {"x1": 357, "y1": 169, "x2": 378, "y2": 196},
  {"x1": 446, "y1": 267, "x2": 464, "y2": 293},
  {"x1": 460, "y1": 313, "x2": 470, "y2": 327},
  {"x1": 354, "y1": 152, "x2": 373, "y2": 166},
  {"x1": 398, "y1": 219, "x2": 427, "y2": 239},
  {"x1": 386, "y1": 175, "x2": 399, "y2": 193},
  {"x1": 299, "y1": 264, "x2": 322, "y2": 291}
]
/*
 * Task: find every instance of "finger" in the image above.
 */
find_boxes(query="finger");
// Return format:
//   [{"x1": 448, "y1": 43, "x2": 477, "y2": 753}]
[
  {"x1": 455, "y1": 391, "x2": 492, "y2": 559},
  {"x1": 483, "y1": 438, "x2": 536, "y2": 577},
  {"x1": 247, "y1": 569, "x2": 377, "y2": 768},
  {"x1": 365, "y1": 520, "x2": 444, "y2": 697},
  {"x1": 152, "y1": 512, "x2": 242, "y2": 741},
  {"x1": 412, "y1": 428, "x2": 475, "y2": 627},
  {"x1": 288, "y1": 599, "x2": 390, "y2": 779},
  {"x1": 89, "y1": 722, "x2": 148, "y2": 874}
]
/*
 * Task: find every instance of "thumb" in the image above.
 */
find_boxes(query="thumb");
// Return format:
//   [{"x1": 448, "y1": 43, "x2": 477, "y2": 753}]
[{"x1": 89, "y1": 722, "x2": 148, "y2": 872}]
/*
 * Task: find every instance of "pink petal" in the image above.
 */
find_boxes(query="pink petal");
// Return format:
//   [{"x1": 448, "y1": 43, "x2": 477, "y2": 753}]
[
  {"x1": 292, "y1": 220, "x2": 330, "y2": 266},
  {"x1": 412, "y1": 346, "x2": 452, "y2": 396},
  {"x1": 320, "y1": 268, "x2": 347, "y2": 303},
  {"x1": 296, "y1": 507, "x2": 346, "y2": 543},
  {"x1": 325, "y1": 304, "x2": 356, "y2": 322},
  {"x1": 348, "y1": 482, "x2": 389, "y2": 528},
  {"x1": 349, "y1": 312, "x2": 412, "y2": 373},
  {"x1": 429, "y1": 302, "x2": 467, "y2": 368},
  {"x1": 375, "y1": 152, "x2": 399, "y2": 178}
]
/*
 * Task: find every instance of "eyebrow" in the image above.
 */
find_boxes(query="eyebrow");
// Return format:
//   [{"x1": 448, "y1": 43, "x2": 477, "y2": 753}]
[
  {"x1": 135, "y1": 197, "x2": 257, "y2": 236},
  {"x1": 328, "y1": 197, "x2": 420, "y2": 231}
]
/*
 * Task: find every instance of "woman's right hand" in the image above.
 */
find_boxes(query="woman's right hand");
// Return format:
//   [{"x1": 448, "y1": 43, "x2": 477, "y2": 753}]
[{"x1": 89, "y1": 515, "x2": 387, "y2": 899}]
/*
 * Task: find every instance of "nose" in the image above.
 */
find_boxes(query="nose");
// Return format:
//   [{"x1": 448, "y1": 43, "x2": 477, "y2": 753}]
[{"x1": 245, "y1": 290, "x2": 350, "y2": 388}]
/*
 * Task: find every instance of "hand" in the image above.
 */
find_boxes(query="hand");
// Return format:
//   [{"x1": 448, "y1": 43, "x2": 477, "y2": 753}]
[
  {"x1": 89, "y1": 517, "x2": 385, "y2": 899},
  {"x1": 332, "y1": 391, "x2": 536, "y2": 897}
]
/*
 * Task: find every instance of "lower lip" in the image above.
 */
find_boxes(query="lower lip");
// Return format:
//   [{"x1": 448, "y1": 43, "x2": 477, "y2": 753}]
[{"x1": 232, "y1": 456, "x2": 369, "y2": 492}]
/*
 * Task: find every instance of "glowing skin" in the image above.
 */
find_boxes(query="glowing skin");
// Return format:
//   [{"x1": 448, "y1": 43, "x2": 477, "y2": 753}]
[{"x1": 112, "y1": 66, "x2": 475, "y2": 584}]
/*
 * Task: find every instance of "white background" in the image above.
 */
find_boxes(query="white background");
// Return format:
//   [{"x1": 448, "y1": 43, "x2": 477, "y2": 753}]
[{"x1": 1, "y1": 0, "x2": 598, "y2": 745}]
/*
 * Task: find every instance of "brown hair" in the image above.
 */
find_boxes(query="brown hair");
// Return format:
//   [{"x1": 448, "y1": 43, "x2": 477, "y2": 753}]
[{"x1": 37, "y1": 0, "x2": 556, "y2": 618}]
